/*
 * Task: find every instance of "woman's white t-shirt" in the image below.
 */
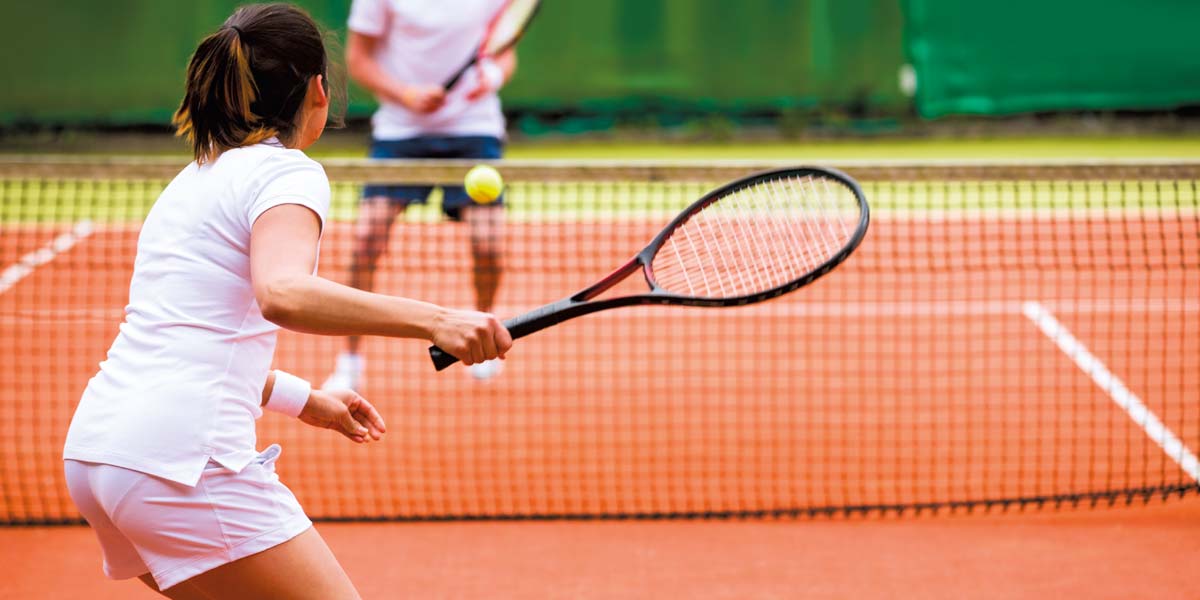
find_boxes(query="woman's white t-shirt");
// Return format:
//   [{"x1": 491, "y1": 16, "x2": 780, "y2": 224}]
[
  {"x1": 63, "y1": 141, "x2": 330, "y2": 487},
  {"x1": 348, "y1": 0, "x2": 508, "y2": 140}
]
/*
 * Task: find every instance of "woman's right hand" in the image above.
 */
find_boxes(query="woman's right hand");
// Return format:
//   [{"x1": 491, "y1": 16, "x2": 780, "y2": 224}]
[
  {"x1": 397, "y1": 84, "x2": 446, "y2": 114},
  {"x1": 431, "y1": 309, "x2": 512, "y2": 365}
]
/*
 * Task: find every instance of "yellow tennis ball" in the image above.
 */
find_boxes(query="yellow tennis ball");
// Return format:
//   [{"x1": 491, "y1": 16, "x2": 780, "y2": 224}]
[{"x1": 464, "y1": 165, "x2": 504, "y2": 204}]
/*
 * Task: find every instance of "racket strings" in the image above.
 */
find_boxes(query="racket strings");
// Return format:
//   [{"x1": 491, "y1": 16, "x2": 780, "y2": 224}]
[
  {"x1": 485, "y1": 0, "x2": 539, "y2": 53},
  {"x1": 651, "y1": 174, "x2": 860, "y2": 299}
]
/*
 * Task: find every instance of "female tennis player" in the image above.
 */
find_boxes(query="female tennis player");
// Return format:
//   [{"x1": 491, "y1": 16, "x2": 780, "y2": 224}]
[{"x1": 62, "y1": 5, "x2": 510, "y2": 599}]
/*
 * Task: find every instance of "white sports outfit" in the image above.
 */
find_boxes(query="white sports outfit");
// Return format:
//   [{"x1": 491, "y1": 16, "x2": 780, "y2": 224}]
[
  {"x1": 64, "y1": 446, "x2": 310, "y2": 590},
  {"x1": 63, "y1": 140, "x2": 329, "y2": 589},
  {"x1": 347, "y1": 0, "x2": 508, "y2": 140}
]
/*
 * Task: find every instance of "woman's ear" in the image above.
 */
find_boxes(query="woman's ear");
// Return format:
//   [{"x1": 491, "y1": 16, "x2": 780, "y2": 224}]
[{"x1": 308, "y1": 75, "x2": 329, "y2": 108}]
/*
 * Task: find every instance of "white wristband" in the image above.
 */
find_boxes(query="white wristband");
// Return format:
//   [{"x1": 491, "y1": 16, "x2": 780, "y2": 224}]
[
  {"x1": 266, "y1": 370, "x2": 310, "y2": 418},
  {"x1": 478, "y1": 59, "x2": 504, "y2": 90}
]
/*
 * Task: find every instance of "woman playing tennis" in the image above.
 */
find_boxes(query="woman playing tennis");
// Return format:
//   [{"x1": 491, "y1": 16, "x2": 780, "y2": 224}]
[{"x1": 62, "y1": 4, "x2": 510, "y2": 598}]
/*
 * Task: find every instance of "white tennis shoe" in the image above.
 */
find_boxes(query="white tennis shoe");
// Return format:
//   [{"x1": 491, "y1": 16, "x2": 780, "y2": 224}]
[{"x1": 322, "y1": 352, "x2": 363, "y2": 391}]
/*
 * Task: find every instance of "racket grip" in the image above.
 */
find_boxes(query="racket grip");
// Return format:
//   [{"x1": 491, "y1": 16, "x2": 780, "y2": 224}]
[
  {"x1": 424, "y1": 311, "x2": 540, "y2": 371},
  {"x1": 428, "y1": 346, "x2": 460, "y2": 371},
  {"x1": 426, "y1": 298, "x2": 574, "y2": 372},
  {"x1": 442, "y1": 60, "x2": 474, "y2": 90}
]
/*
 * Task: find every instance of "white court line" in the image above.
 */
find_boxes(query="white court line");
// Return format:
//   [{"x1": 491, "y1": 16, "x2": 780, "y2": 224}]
[
  {"x1": 1022, "y1": 300, "x2": 1200, "y2": 484},
  {"x1": 0, "y1": 221, "x2": 94, "y2": 295}
]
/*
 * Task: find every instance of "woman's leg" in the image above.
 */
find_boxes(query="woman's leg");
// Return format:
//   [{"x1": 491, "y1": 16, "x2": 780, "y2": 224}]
[
  {"x1": 139, "y1": 574, "x2": 213, "y2": 600},
  {"x1": 179, "y1": 527, "x2": 359, "y2": 600}
]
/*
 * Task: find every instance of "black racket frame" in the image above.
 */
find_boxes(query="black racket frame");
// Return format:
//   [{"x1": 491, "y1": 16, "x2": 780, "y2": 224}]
[{"x1": 430, "y1": 166, "x2": 870, "y2": 370}]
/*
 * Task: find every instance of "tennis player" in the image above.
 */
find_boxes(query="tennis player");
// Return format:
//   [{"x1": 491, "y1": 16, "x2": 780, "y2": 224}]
[
  {"x1": 322, "y1": 0, "x2": 516, "y2": 388},
  {"x1": 62, "y1": 5, "x2": 510, "y2": 598}
]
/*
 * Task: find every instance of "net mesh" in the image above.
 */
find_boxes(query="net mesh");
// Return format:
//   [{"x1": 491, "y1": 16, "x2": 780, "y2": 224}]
[
  {"x1": 652, "y1": 172, "x2": 863, "y2": 299},
  {"x1": 1, "y1": 157, "x2": 1198, "y2": 523}
]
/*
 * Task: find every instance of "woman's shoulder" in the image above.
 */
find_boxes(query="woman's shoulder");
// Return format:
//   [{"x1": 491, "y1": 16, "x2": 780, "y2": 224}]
[
  {"x1": 230, "y1": 143, "x2": 329, "y2": 186},
  {"x1": 260, "y1": 146, "x2": 327, "y2": 176}
]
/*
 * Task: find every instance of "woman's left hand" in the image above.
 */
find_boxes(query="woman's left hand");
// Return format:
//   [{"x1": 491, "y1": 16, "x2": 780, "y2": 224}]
[{"x1": 299, "y1": 389, "x2": 387, "y2": 443}]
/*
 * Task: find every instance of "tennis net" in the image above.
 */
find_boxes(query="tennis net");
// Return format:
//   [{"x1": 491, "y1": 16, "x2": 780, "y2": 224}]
[{"x1": 1, "y1": 157, "x2": 1197, "y2": 523}]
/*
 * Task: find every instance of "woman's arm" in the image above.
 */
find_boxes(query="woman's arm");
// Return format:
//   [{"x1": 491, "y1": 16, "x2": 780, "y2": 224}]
[
  {"x1": 263, "y1": 370, "x2": 386, "y2": 443},
  {"x1": 346, "y1": 31, "x2": 445, "y2": 114},
  {"x1": 250, "y1": 204, "x2": 511, "y2": 365}
]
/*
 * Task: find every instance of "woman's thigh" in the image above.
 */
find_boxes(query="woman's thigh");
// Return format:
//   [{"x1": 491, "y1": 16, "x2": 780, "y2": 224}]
[{"x1": 182, "y1": 527, "x2": 359, "y2": 600}]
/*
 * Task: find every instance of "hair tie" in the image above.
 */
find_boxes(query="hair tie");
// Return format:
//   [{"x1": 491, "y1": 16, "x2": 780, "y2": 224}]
[{"x1": 230, "y1": 25, "x2": 245, "y2": 37}]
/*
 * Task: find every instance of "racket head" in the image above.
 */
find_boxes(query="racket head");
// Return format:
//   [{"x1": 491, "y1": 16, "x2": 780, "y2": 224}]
[
  {"x1": 428, "y1": 166, "x2": 868, "y2": 371},
  {"x1": 482, "y1": 0, "x2": 541, "y2": 55},
  {"x1": 638, "y1": 167, "x2": 869, "y2": 305}
]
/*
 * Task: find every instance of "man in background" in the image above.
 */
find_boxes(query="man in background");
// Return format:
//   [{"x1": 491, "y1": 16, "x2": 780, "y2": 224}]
[{"x1": 324, "y1": 0, "x2": 516, "y2": 388}]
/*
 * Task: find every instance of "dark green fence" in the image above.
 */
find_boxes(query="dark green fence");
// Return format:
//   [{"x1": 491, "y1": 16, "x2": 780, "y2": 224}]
[
  {"x1": 0, "y1": 0, "x2": 907, "y2": 128},
  {"x1": 903, "y1": 0, "x2": 1200, "y2": 118},
  {"x1": 3, "y1": 1, "x2": 1197, "y2": 127}
]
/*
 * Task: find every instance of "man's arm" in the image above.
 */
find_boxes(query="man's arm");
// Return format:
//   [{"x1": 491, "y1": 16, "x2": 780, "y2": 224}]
[{"x1": 346, "y1": 31, "x2": 445, "y2": 114}]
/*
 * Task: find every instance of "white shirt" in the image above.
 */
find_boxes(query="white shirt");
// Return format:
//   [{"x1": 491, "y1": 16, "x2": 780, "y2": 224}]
[
  {"x1": 348, "y1": 0, "x2": 508, "y2": 140},
  {"x1": 63, "y1": 141, "x2": 330, "y2": 486}
]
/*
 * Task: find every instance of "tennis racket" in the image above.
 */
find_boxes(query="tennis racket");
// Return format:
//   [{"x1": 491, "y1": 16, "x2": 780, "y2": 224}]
[
  {"x1": 443, "y1": 0, "x2": 541, "y2": 91},
  {"x1": 429, "y1": 167, "x2": 870, "y2": 370}
]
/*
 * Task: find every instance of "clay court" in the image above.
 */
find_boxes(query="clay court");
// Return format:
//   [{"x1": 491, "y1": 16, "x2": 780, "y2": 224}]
[{"x1": 2, "y1": 163, "x2": 1197, "y2": 596}]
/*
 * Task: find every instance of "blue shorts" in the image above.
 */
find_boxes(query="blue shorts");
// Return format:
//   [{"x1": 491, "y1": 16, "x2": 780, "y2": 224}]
[{"x1": 362, "y1": 135, "x2": 504, "y2": 221}]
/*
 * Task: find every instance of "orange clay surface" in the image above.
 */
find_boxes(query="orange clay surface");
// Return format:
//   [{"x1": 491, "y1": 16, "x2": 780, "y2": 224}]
[
  {"x1": 2, "y1": 216, "x2": 1198, "y2": 597},
  {"x1": 2, "y1": 497, "x2": 1198, "y2": 599}
]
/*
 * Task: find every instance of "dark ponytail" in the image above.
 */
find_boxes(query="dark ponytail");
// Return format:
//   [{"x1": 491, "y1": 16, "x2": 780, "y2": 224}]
[{"x1": 173, "y1": 4, "x2": 342, "y2": 164}]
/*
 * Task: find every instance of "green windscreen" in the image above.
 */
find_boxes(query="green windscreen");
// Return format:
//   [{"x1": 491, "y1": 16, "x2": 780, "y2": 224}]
[
  {"x1": 0, "y1": 0, "x2": 907, "y2": 127},
  {"x1": 903, "y1": 0, "x2": 1200, "y2": 117}
]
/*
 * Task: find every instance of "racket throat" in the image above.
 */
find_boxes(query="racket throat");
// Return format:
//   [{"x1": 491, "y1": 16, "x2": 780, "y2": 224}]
[{"x1": 576, "y1": 256, "x2": 645, "y2": 301}]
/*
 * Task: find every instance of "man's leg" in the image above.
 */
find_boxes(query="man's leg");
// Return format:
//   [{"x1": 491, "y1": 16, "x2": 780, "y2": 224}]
[
  {"x1": 323, "y1": 197, "x2": 405, "y2": 390},
  {"x1": 439, "y1": 135, "x2": 506, "y2": 380},
  {"x1": 461, "y1": 204, "x2": 505, "y2": 313},
  {"x1": 346, "y1": 197, "x2": 406, "y2": 351},
  {"x1": 460, "y1": 203, "x2": 505, "y2": 380}
]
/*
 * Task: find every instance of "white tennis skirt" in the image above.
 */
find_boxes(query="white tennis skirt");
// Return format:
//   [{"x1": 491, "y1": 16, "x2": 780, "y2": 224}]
[{"x1": 64, "y1": 444, "x2": 312, "y2": 590}]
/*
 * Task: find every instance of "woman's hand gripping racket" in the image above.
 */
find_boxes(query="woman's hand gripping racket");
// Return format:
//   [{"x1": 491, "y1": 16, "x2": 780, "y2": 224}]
[
  {"x1": 443, "y1": 0, "x2": 541, "y2": 91},
  {"x1": 429, "y1": 167, "x2": 870, "y2": 370}
]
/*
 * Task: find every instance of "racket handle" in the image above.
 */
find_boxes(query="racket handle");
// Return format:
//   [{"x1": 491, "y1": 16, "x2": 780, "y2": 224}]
[
  {"x1": 426, "y1": 298, "x2": 576, "y2": 371},
  {"x1": 429, "y1": 346, "x2": 460, "y2": 371},
  {"x1": 442, "y1": 62, "x2": 471, "y2": 91},
  {"x1": 502, "y1": 300, "x2": 572, "y2": 340}
]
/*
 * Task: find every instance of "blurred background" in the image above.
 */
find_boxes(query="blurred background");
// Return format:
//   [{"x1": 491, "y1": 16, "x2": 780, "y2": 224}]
[{"x1": 3, "y1": 0, "x2": 1199, "y2": 154}]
